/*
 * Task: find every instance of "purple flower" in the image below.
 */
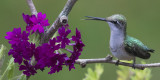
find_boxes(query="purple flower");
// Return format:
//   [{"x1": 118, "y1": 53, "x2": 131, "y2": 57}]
[
  {"x1": 5, "y1": 27, "x2": 29, "y2": 45},
  {"x1": 8, "y1": 42, "x2": 35, "y2": 64},
  {"x1": 65, "y1": 58, "x2": 75, "y2": 71},
  {"x1": 48, "y1": 54, "x2": 67, "y2": 74},
  {"x1": 34, "y1": 38, "x2": 60, "y2": 69},
  {"x1": 30, "y1": 12, "x2": 50, "y2": 33},
  {"x1": 48, "y1": 38, "x2": 60, "y2": 53},
  {"x1": 19, "y1": 60, "x2": 37, "y2": 76},
  {"x1": 23, "y1": 12, "x2": 50, "y2": 33},
  {"x1": 65, "y1": 47, "x2": 81, "y2": 71},
  {"x1": 34, "y1": 38, "x2": 59, "y2": 61},
  {"x1": 6, "y1": 15, "x2": 85, "y2": 76},
  {"x1": 22, "y1": 42, "x2": 36, "y2": 60},
  {"x1": 72, "y1": 28, "x2": 81, "y2": 41},
  {"x1": 35, "y1": 50, "x2": 58, "y2": 69},
  {"x1": 8, "y1": 48, "x2": 23, "y2": 64},
  {"x1": 22, "y1": 13, "x2": 34, "y2": 32},
  {"x1": 72, "y1": 28, "x2": 85, "y2": 52},
  {"x1": 34, "y1": 38, "x2": 68, "y2": 74},
  {"x1": 57, "y1": 27, "x2": 71, "y2": 48},
  {"x1": 65, "y1": 28, "x2": 85, "y2": 70}
]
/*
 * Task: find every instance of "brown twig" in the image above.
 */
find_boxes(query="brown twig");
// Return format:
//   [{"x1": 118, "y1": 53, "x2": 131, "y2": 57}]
[
  {"x1": 26, "y1": 0, "x2": 37, "y2": 15},
  {"x1": 41, "y1": 0, "x2": 78, "y2": 44},
  {"x1": 76, "y1": 55, "x2": 160, "y2": 70}
]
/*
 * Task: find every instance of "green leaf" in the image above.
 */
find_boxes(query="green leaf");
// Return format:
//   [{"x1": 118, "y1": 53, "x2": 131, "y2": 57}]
[
  {"x1": 0, "y1": 57, "x2": 15, "y2": 80},
  {"x1": 7, "y1": 57, "x2": 15, "y2": 80},
  {"x1": 0, "y1": 45, "x2": 6, "y2": 70},
  {"x1": 83, "y1": 64, "x2": 104, "y2": 80},
  {"x1": 0, "y1": 45, "x2": 6, "y2": 60}
]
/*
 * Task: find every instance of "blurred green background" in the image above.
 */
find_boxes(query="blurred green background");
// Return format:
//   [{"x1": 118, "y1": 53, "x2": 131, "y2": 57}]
[{"x1": 1, "y1": 0, "x2": 160, "y2": 80}]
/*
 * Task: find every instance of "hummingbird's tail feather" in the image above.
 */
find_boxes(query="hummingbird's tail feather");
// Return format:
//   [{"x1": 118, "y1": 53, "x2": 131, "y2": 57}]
[
  {"x1": 140, "y1": 48, "x2": 154, "y2": 59},
  {"x1": 148, "y1": 49, "x2": 154, "y2": 53},
  {"x1": 138, "y1": 52, "x2": 151, "y2": 59}
]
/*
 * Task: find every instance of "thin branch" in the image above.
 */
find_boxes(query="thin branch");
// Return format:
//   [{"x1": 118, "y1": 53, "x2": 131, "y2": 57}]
[
  {"x1": 75, "y1": 55, "x2": 160, "y2": 70},
  {"x1": 41, "y1": 0, "x2": 78, "y2": 43},
  {"x1": 26, "y1": 0, "x2": 37, "y2": 15}
]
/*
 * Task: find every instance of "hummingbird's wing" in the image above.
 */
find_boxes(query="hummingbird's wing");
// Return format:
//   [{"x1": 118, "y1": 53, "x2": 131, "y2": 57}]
[{"x1": 124, "y1": 35, "x2": 154, "y2": 59}]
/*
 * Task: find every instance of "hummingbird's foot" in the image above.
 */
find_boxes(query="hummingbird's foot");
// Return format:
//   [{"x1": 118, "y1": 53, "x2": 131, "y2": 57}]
[
  {"x1": 115, "y1": 60, "x2": 120, "y2": 66},
  {"x1": 132, "y1": 58, "x2": 136, "y2": 69},
  {"x1": 132, "y1": 63, "x2": 136, "y2": 69}
]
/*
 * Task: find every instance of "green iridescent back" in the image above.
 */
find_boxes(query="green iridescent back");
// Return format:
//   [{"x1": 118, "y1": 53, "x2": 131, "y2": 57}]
[{"x1": 124, "y1": 35, "x2": 154, "y2": 59}]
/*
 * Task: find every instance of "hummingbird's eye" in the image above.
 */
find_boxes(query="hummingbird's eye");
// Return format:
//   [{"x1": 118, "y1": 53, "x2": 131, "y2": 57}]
[
  {"x1": 111, "y1": 21, "x2": 118, "y2": 24},
  {"x1": 116, "y1": 21, "x2": 121, "y2": 25},
  {"x1": 113, "y1": 21, "x2": 122, "y2": 25}
]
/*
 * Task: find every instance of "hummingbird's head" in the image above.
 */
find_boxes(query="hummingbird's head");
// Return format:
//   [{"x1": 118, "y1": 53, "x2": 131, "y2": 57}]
[
  {"x1": 106, "y1": 14, "x2": 127, "y2": 30},
  {"x1": 85, "y1": 14, "x2": 127, "y2": 31}
]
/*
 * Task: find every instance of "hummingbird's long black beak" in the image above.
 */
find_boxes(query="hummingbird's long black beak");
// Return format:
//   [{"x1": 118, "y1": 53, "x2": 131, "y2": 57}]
[{"x1": 84, "y1": 16, "x2": 108, "y2": 22}]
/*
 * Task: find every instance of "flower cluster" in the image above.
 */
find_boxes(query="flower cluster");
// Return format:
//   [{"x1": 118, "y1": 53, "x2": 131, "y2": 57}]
[
  {"x1": 22, "y1": 12, "x2": 50, "y2": 33},
  {"x1": 5, "y1": 12, "x2": 85, "y2": 76}
]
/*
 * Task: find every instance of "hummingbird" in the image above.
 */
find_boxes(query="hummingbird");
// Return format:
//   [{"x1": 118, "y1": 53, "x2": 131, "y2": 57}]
[{"x1": 85, "y1": 14, "x2": 154, "y2": 67}]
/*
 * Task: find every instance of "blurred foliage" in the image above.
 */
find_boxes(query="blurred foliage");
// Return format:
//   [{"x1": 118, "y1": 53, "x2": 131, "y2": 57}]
[
  {"x1": 0, "y1": 57, "x2": 15, "y2": 80},
  {"x1": 18, "y1": 74, "x2": 27, "y2": 80},
  {"x1": 7, "y1": 57, "x2": 15, "y2": 80},
  {"x1": 117, "y1": 61, "x2": 151, "y2": 80},
  {"x1": 0, "y1": 45, "x2": 6, "y2": 60},
  {"x1": 83, "y1": 62, "x2": 151, "y2": 80},
  {"x1": 83, "y1": 64, "x2": 104, "y2": 80},
  {"x1": 0, "y1": 45, "x2": 6, "y2": 71}
]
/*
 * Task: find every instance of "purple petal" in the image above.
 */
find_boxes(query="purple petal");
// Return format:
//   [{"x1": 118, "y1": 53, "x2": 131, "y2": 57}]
[
  {"x1": 37, "y1": 12, "x2": 46, "y2": 21},
  {"x1": 30, "y1": 15, "x2": 38, "y2": 23},
  {"x1": 61, "y1": 40, "x2": 66, "y2": 48},
  {"x1": 65, "y1": 38, "x2": 70, "y2": 45},
  {"x1": 76, "y1": 28, "x2": 81, "y2": 39},
  {"x1": 41, "y1": 19, "x2": 50, "y2": 26},
  {"x1": 38, "y1": 25, "x2": 44, "y2": 33},
  {"x1": 72, "y1": 36, "x2": 76, "y2": 41},
  {"x1": 22, "y1": 13, "x2": 31, "y2": 24},
  {"x1": 26, "y1": 26, "x2": 33, "y2": 32},
  {"x1": 19, "y1": 65, "x2": 27, "y2": 70},
  {"x1": 58, "y1": 27, "x2": 65, "y2": 36},
  {"x1": 49, "y1": 38, "x2": 56, "y2": 45},
  {"x1": 57, "y1": 36, "x2": 62, "y2": 42},
  {"x1": 32, "y1": 25, "x2": 39, "y2": 32},
  {"x1": 5, "y1": 32, "x2": 13, "y2": 39},
  {"x1": 64, "y1": 29, "x2": 71, "y2": 37}
]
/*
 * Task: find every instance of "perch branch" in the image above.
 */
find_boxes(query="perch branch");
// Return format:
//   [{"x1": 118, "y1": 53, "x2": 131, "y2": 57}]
[
  {"x1": 76, "y1": 55, "x2": 160, "y2": 70},
  {"x1": 26, "y1": 0, "x2": 37, "y2": 15},
  {"x1": 41, "y1": 0, "x2": 78, "y2": 43}
]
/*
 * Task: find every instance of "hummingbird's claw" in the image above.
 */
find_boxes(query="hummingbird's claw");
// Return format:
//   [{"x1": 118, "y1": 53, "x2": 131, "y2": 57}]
[
  {"x1": 115, "y1": 60, "x2": 120, "y2": 66},
  {"x1": 132, "y1": 58, "x2": 136, "y2": 69},
  {"x1": 132, "y1": 63, "x2": 136, "y2": 69}
]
